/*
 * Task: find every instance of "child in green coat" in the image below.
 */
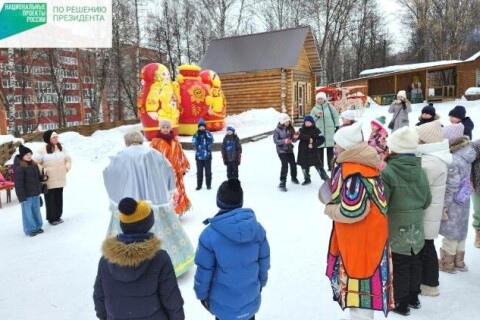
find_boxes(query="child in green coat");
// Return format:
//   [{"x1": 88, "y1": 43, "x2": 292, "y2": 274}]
[{"x1": 381, "y1": 127, "x2": 432, "y2": 316}]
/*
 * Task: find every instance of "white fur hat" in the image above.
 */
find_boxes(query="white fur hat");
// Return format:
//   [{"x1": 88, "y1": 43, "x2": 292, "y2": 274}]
[
  {"x1": 334, "y1": 122, "x2": 364, "y2": 150},
  {"x1": 387, "y1": 126, "x2": 419, "y2": 154},
  {"x1": 316, "y1": 92, "x2": 327, "y2": 101},
  {"x1": 279, "y1": 113, "x2": 291, "y2": 125},
  {"x1": 340, "y1": 109, "x2": 356, "y2": 121},
  {"x1": 397, "y1": 90, "x2": 407, "y2": 99}
]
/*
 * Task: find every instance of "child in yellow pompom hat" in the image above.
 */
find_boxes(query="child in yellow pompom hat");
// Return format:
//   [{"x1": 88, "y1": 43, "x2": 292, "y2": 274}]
[{"x1": 93, "y1": 197, "x2": 185, "y2": 319}]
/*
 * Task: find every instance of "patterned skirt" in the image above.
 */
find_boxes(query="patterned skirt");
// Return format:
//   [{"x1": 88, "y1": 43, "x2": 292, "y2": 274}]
[
  {"x1": 107, "y1": 201, "x2": 195, "y2": 277},
  {"x1": 326, "y1": 243, "x2": 395, "y2": 316}
]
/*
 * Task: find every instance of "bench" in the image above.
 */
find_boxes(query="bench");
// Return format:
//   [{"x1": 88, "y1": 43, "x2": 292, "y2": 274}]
[{"x1": 0, "y1": 181, "x2": 15, "y2": 208}]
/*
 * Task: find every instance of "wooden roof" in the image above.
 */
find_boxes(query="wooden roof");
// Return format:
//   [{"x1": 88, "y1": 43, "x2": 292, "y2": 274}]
[{"x1": 200, "y1": 26, "x2": 322, "y2": 74}]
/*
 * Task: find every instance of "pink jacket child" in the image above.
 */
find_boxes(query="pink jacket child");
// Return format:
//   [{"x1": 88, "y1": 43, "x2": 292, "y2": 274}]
[{"x1": 368, "y1": 116, "x2": 389, "y2": 170}]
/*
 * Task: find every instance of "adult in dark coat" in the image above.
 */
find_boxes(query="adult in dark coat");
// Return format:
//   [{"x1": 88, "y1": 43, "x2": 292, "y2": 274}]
[
  {"x1": 448, "y1": 105, "x2": 474, "y2": 140},
  {"x1": 93, "y1": 198, "x2": 185, "y2": 320},
  {"x1": 295, "y1": 115, "x2": 328, "y2": 185}
]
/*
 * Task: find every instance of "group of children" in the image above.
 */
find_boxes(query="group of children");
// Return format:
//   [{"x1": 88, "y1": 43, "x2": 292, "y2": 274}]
[
  {"x1": 93, "y1": 179, "x2": 270, "y2": 320},
  {"x1": 192, "y1": 119, "x2": 242, "y2": 190},
  {"x1": 323, "y1": 100, "x2": 479, "y2": 319},
  {"x1": 12, "y1": 101, "x2": 478, "y2": 319}
]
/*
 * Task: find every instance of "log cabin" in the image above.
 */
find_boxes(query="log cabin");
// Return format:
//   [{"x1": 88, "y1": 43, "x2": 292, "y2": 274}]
[{"x1": 199, "y1": 26, "x2": 322, "y2": 121}]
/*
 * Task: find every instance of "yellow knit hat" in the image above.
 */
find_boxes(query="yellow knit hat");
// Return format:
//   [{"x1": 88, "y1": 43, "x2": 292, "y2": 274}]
[{"x1": 118, "y1": 198, "x2": 154, "y2": 234}]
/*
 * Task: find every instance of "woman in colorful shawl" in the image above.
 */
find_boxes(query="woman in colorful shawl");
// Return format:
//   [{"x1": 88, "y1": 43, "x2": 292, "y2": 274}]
[
  {"x1": 151, "y1": 119, "x2": 192, "y2": 216},
  {"x1": 323, "y1": 122, "x2": 394, "y2": 320},
  {"x1": 103, "y1": 130, "x2": 194, "y2": 277}
]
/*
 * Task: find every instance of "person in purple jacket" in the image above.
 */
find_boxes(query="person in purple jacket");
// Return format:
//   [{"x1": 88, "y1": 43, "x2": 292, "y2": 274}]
[
  {"x1": 93, "y1": 198, "x2": 184, "y2": 320},
  {"x1": 194, "y1": 178, "x2": 271, "y2": 320}
]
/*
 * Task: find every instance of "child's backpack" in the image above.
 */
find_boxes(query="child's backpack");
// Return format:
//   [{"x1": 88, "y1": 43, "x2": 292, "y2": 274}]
[{"x1": 454, "y1": 176, "x2": 472, "y2": 206}]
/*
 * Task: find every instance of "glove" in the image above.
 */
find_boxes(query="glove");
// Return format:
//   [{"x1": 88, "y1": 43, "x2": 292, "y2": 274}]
[
  {"x1": 236, "y1": 155, "x2": 241, "y2": 166},
  {"x1": 222, "y1": 156, "x2": 227, "y2": 165},
  {"x1": 335, "y1": 126, "x2": 339, "y2": 132},
  {"x1": 402, "y1": 102, "x2": 406, "y2": 110},
  {"x1": 201, "y1": 299, "x2": 209, "y2": 311}
]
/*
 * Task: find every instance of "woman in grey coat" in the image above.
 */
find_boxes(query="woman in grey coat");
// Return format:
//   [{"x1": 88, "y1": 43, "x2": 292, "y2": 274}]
[
  {"x1": 439, "y1": 123, "x2": 476, "y2": 273},
  {"x1": 310, "y1": 92, "x2": 339, "y2": 171},
  {"x1": 388, "y1": 90, "x2": 412, "y2": 132}
]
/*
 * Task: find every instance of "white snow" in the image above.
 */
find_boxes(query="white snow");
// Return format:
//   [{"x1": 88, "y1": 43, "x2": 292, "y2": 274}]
[
  {"x1": 0, "y1": 100, "x2": 479, "y2": 320},
  {"x1": 465, "y1": 51, "x2": 480, "y2": 62},
  {"x1": 465, "y1": 87, "x2": 480, "y2": 96},
  {"x1": 360, "y1": 60, "x2": 462, "y2": 76}
]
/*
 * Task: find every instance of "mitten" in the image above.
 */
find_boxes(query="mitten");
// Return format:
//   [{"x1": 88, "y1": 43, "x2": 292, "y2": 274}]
[
  {"x1": 335, "y1": 126, "x2": 339, "y2": 132},
  {"x1": 201, "y1": 299, "x2": 209, "y2": 311}
]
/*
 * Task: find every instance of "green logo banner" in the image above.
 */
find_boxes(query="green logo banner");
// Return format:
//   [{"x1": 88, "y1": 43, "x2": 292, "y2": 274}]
[{"x1": 0, "y1": 3, "x2": 47, "y2": 40}]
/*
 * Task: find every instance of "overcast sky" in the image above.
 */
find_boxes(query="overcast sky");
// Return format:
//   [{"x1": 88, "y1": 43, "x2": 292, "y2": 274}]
[{"x1": 378, "y1": 0, "x2": 408, "y2": 50}]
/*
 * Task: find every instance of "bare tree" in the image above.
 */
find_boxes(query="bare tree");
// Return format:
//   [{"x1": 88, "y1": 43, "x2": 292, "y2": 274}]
[
  {"x1": 345, "y1": 0, "x2": 389, "y2": 77},
  {"x1": 111, "y1": 0, "x2": 140, "y2": 117},
  {"x1": 399, "y1": 0, "x2": 480, "y2": 61},
  {"x1": 256, "y1": 0, "x2": 306, "y2": 30},
  {"x1": 78, "y1": 49, "x2": 111, "y2": 124},
  {"x1": 200, "y1": 0, "x2": 249, "y2": 37},
  {"x1": 43, "y1": 49, "x2": 69, "y2": 128},
  {"x1": 307, "y1": 0, "x2": 357, "y2": 84}
]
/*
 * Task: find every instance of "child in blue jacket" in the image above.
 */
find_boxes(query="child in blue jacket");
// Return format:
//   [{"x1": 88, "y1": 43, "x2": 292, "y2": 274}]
[
  {"x1": 192, "y1": 119, "x2": 214, "y2": 190},
  {"x1": 194, "y1": 179, "x2": 270, "y2": 320},
  {"x1": 221, "y1": 126, "x2": 242, "y2": 179}
]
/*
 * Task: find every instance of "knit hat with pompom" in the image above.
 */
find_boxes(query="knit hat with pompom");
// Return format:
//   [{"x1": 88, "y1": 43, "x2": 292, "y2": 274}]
[{"x1": 118, "y1": 197, "x2": 154, "y2": 234}]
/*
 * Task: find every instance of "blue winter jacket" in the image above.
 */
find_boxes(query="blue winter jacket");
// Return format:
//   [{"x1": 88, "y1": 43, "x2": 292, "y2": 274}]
[
  {"x1": 194, "y1": 208, "x2": 270, "y2": 320},
  {"x1": 192, "y1": 130, "x2": 214, "y2": 160}
]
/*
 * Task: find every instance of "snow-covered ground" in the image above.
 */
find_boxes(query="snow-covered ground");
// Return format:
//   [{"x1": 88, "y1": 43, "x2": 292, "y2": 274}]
[{"x1": 0, "y1": 99, "x2": 479, "y2": 319}]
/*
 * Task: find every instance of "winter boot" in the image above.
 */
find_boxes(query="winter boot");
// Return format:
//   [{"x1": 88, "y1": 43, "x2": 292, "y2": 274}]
[
  {"x1": 302, "y1": 169, "x2": 311, "y2": 185},
  {"x1": 196, "y1": 175, "x2": 203, "y2": 191},
  {"x1": 206, "y1": 175, "x2": 212, "y2": 191},
  {"x1": 393, "y1": 303, "x2": 410, "y2": 316},
  {"x1": 278, "y1": 181, "x2": 287, "y2": 192},
  {"x1": 438, "y1": 248, "x2": 457, "y2": 274},
  {"x1": 317, "y1": 167, "x2": 329, "y2": 181},
  {"x1": 291, "y1": 177, "x2": 300, "y2": 184},
  {"x1": 408, "y1": 295, "x2": 421, "y2": 309},
  {"x1": 475, "y1": 229, "x2": 480, "y2": 248},
  {"x1": 420, "y1": 284, "x2": 439, "y2": 297},
  {"x1": 454, "y1": 251, "x2": 468, "y2": 272}
]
